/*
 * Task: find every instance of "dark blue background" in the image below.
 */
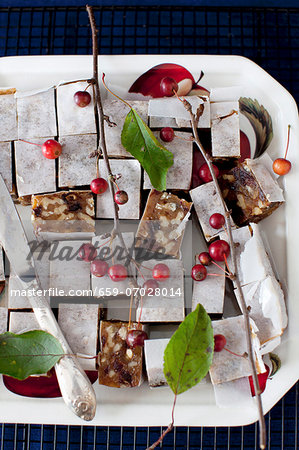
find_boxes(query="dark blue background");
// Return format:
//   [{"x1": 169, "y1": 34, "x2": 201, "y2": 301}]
[{"x1": 2, "y1": 1, "x2": 299, "y2": 6}]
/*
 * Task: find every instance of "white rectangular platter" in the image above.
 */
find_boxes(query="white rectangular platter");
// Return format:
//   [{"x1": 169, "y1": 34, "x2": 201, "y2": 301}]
[{"x1": 0, "y1": 54, "x2": 298, "y2": 426}]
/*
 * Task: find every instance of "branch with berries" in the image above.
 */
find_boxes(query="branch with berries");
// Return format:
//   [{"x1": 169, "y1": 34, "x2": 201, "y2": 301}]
[{"x1": 86, "y1": 5, "x2": 140, "y2": 298}]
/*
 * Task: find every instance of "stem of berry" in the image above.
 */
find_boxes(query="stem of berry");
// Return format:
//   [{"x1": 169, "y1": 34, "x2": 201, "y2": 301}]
[
  {"x1": 96, "y1": 153, "x2": 100, "y2": 179},
  {"x1": 207, "y1": 273, "x2": 227, "y2": 278},
  {"x1": 128, "y1": 291, "x2": 134, "y2": 329},
  {"x1": 223, "y1": 253, "x2": 232, "y2": 276},
  {"x1": 84, "y1": 83, "x2": 92, "y2": 91},
  {"x1": 182, "y1": 97, "x2": 266, "y2": 450},
  {"x1": 109, "y1": 238, "x2": 114, "y2": 266},
  {"x1": 86, "y1": 5, "x2": 140, "y2": 302},
  {"x1": 131, "y1": 259, "x2": 145, "y2": 281},
  {"x1": 211, "y1": 260, "x2": 230, "y2": 276},
  {"x1": 102, "y1": 74, "x2": 132, "y2": 109},
  {"x1": 224, "y1": 347, "x2": 247, "y2": 358},
  {"x1": 174, "y1": 134, "x2": 194, "y2": 142},
  {"x1": 222, "y1": 223, "x2": 229, "y2": 239},
  {"x1": 109, "y1": 175, "x2": 120, "y2": 192},
  {"x1": 137, "y1": 263, "x2": 153, "y2": 271},
  {"x1": 137, "y1": 295, "x2": 143, "y2": 327},
  {"x1": 216, "y1": 110, "x2": 238, "y2": 122},
  {"x1": 284, "y1": 124, "x2": 291, "y2": 159},
  {"x1": 19, "y1": 139, "x2": 41, "y2": 147}
]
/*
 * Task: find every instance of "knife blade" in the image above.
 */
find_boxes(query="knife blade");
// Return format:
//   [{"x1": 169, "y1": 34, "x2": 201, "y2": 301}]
[{"x1": 0, "y1": 175, "x2": 97, "y2": 421}]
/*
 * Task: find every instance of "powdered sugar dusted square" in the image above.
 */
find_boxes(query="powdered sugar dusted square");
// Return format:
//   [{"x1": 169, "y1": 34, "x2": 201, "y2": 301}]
[
  {"x1": 56, "y1": 82, "x2": 96, "y2": 136},
  {"x1": 15, "y1": 137, "x2": 56, "y2": 197},
  {"x1": 96, "y1": 159, "x2": 141, "y2": 219},
  {"x1": 143, "y1": 131, "x2": 193, "y2": 190},
  {"x1": 17, "y1": 88, "x2": 57, "y2": 139},
  {"x1": 59, "y1": 134, "x2": 97, "y2": 187}
]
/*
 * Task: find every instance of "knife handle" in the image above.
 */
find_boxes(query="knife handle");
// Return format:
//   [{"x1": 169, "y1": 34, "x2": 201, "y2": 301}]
[
  {"x1": 23, "y1": 279, "x2": 97, "y2": 421},
  {"x1": 55, "y1": 355, "x2": 97, "y2": 421}
]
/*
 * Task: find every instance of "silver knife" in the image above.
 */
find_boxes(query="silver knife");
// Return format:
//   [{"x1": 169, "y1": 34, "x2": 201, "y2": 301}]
[{"x1": 0, "y1": 175, "x2": 97, "y2": 421}]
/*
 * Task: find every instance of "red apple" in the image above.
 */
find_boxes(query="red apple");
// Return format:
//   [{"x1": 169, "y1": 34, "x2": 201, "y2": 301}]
[
  {"x1": 3, "y1": 369, "x2": 98, "y2": 398},
  {"x1": 186, "y1": 70, "x2": 210, "y2": 96},
  {"x1": 189, "y1": 84, "x2": 210, "y2": 96},
  {"x1": 129, "y1": 63, "x2": 197, "y2": 98},
  {"x1": 248, "y1": 364, "x2": 270, "y2": 397}
]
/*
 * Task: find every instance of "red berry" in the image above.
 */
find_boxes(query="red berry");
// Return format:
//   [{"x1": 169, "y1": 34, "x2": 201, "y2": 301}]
[
  {"x1": 249, "y1": 365, "x2": 270, "y2": 396},
  {"x1": 160, "y1": 127, "x2": 175, "y2": 142},
  {"x1": 273, "y1": 158, "x2": 291, "y2": 175},
  {"x1": 152, "y1": 263, "x2": 170, "y2": 281},
  {"x1": 90, "y1": 178, "x2": 108, "y2": 195},
  {"x1": 74, "y1": 91, "x2": 91, "y2": 107},
  {"x1": 191, "y1": 264, "x2": 207, "y2": 281},
  {"x1": 209, "y1": 240, "x2": 230, "y2": 262},
  {"x1": 198, "y1": 163, "x2": 220, "y2": 183},
  {"x1": 209, "y1": 213, "x2": 225, "y2": 229},
  {"x1": 126, "y1": 329, "x2": 148, "y2": 348},
  {"x1": 108, "y1": 264, "x2": 128, "y2": 282},
  {"x1": 143, "y1": 279, "x2": 159, "y2": 293},
  {"x1": 41, "y1": 139, "x2": 62, "y2": 159},
  {"x1": 79, "y1": 243, "x2": 97, "y2": 262},
  {"x1": 214, "y1": 334, "x2": 227, "y2": 352},
  {"x1": 160, "y1": 77, "x2": 179, "y2": 97},
  {"x1": 90, "y1": 259, "x2": 109, "y2": 277},
  {"x1": 114, "y1": 190, "x2": 128, "y2": 205},
  {"x1": 198, "y1": 252, "x2": 212, "y2": 266}
]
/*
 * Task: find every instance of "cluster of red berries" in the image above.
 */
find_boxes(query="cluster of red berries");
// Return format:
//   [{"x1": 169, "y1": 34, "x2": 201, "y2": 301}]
[
  {"x1": 80, "y1": 245, "x2": 171, "y2": 285},
  {"x1": 142, "y1": 263, "x2": 170, "y2": 293},
  {"x1": 126, "y1": 264, "x2": 170, "y2": 347},
  {"x1": 90, "y1": 175, "x2": 128, "y2": 205},
  {"x1": 191, "y1": 210, "x2": 229, "y2": 282},
  {"x1": 90, "y1": 177, "x2": 128, "y2": 204},
  {"x1": 79, "y1": 243, "x2": 128, "y2": 281},
  {"x1": 89, "y1": 171, "x2": 128, "y2": 205}
]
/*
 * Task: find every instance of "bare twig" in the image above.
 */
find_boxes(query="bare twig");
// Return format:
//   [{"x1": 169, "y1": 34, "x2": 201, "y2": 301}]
[
  {"x1": 86, "y1": 5, "x2": 140, "y2": 299},
  {"x1": 183, "y1": 98, "x2": 266, "y2": 449},
  {"x1": 58, "y1": 78, "x2": 93, "y2": 86},
  {"x1": 147, "y1": 394, "x2": 177, "y2": 449},
  {"x1": 147, "y1": 423, "x2": 174, "y2": 449}
]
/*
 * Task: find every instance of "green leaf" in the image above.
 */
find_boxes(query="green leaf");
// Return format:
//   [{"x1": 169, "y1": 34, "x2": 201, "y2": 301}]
[
  {"x1": 0, "y1": 331, "x2": 64, "y2": 380},
  {"x1": 239, "y1": 97, "x2": 273, "y2": 158},
  {"x1": 163, "y1": 304, "x2": 214, "y2": 395},
  {"x1": 121, "y1": 109, "x2": 174, "y2": 191}
]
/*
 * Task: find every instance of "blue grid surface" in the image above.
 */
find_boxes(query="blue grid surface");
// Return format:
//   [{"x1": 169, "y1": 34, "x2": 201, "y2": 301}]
[
  {"x1": 0, "y1": 5, "x2": 298, "y2": 449},
  {"x1": 0, "y1": 381, "x2": 298, "y2": 450}
]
